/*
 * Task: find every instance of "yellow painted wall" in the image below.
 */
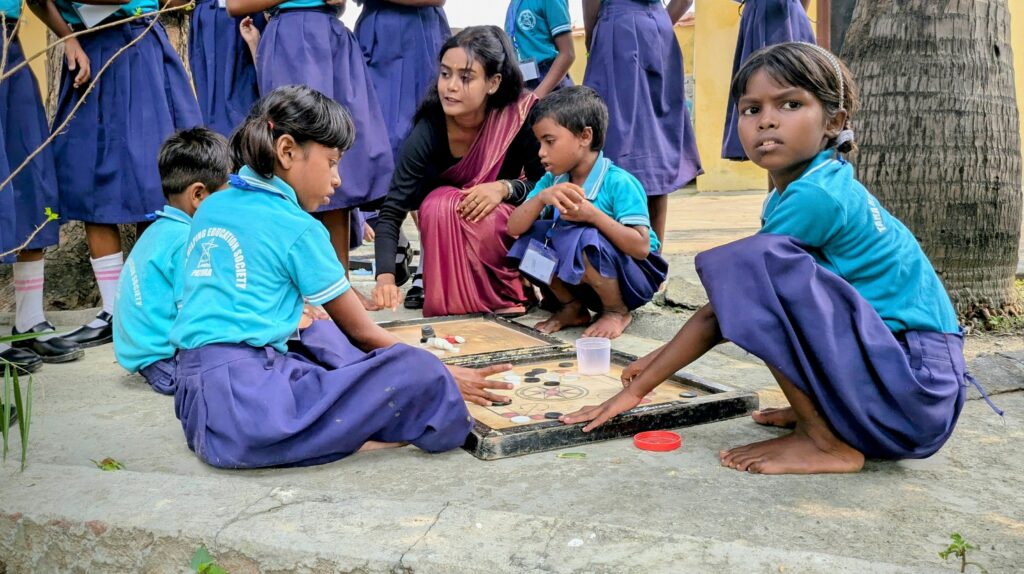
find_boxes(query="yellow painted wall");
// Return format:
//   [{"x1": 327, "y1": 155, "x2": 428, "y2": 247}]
[{"x1": 19, "y1": 11, "x2": 48, "y2": 93}]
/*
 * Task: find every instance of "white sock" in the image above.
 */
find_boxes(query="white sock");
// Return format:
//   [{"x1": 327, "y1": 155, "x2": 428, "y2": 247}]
[
  {"x1": 14, "y1": 260, "x2": 46, "y2": 332},
  {"x1": 89, "y1": 252, "x2": 123, "y2": 326}
]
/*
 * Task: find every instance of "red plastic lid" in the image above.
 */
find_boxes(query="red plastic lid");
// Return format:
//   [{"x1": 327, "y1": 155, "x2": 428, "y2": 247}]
[{"x1": 633, "y1": 431, "x2": 682, "y2": 452}]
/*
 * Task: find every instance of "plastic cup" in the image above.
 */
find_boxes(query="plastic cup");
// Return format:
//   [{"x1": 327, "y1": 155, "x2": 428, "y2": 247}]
[{"x1": 575, "y1": 337, "x2": 611, "y2": 375}]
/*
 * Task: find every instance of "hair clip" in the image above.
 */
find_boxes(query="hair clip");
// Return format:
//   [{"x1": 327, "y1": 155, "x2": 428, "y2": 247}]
[
  {"x1": 268, "y1": 120, "x2": 275, "y2": 130},
  {"x1": 835, "y1": 128, "x2": 855, "y2": 147}
]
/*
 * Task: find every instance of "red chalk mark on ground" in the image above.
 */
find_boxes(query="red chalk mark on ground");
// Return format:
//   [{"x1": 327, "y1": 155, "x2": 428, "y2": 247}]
[{"x1": 86, "y1": 520, "x2": 108, "y2": 536}]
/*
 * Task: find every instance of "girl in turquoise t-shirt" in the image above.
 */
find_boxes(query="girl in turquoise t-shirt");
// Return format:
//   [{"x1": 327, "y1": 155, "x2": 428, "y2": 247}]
[{"x1": 562, "y1": 42, "x2": 1000, "y2": 475}]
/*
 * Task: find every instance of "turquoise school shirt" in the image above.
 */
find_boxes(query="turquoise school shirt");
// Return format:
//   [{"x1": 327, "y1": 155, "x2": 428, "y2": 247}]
[
  {"x1": 760, "y1": 149, "x2": 959, "y2": 334},
  {"x1": 113, "y1": 206, "x2": 191, "y2": 373},
  {"x1": 0, "y1": 0, "x2": 21, "y2": 20},
  {"x1": 169, "y1": 167, "x2": 350, "y2": 353},
  {"x1": 54, "y1": 0, "x2": 157, "y2": 26},
  {"x1": 526, "y1": 152, "x2": 660, "y2": 252},
  {"x1": 505, "y1": 0, "x2": 572, "y2": 66},
  {"x1": 276, "y1": 0, "x2": 329, "y2": 11}
]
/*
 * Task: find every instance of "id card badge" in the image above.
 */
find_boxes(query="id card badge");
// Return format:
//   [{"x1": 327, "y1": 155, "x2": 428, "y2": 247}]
[
  {"x1": 518, "y1": 58, "x2": 540, "y2": 82},
  {"x1": 218, "y1": 0, "x2": 227, "y2": 8},
  {"x1": 519, "y1": 239, "x2": 559, "y2": 285}
]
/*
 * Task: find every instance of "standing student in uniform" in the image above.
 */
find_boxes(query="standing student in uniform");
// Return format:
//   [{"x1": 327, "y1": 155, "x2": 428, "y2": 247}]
[
  {"x1": 170, "y1": 86, "x2": 512, "y2": 469},
  {"x1": 227, "y1": 0, "x2": 394, "y2": 310},
  {"x1": 0, "y1": 1, "x2": 85, "y2": 370},
  {"x1": 114, "y1": 128, "x2": 231, "y2": 395},
  {"x1": 354, "y1": 0, "x2": 450, "y2": 303},
  {"x1": 582, "y1": 0, "x2": 701, "y2": 246},
  {"x1": 722, "y1": 0, "x2": 814, "y2": 160},
  {"x1": 189, "y1": 0, "x2": 265, "y2": 137},
  {"x1": 36, "y1": 0, "x2": 202, "y2": 348},
  {"x1": 563, "y1": 43, "x2": 1000, "y2": 474},
  {"x1": 505, "y1": 0, "x2": 575, "y2": 98}
]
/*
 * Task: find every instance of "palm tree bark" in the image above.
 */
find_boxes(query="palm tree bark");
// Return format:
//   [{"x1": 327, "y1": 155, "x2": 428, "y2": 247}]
[{"x1": 842, "y1": 0, "x2": 1022, "y2": 318}]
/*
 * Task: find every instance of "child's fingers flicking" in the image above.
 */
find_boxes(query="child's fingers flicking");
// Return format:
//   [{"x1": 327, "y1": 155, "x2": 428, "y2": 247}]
[{"x1": 475, "y1": 363, "x2": 514, "y2": 376}]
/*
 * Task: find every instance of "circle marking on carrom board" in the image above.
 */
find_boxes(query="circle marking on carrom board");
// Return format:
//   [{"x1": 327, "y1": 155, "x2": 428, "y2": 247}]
[{"x1": 517, "y1": 384, "x2": 588, "y2": 401}]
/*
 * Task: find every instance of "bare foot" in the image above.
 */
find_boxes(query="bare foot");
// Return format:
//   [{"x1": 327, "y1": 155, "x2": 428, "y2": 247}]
[
  {"x1": 357, "y1": 440, "x2": 407, "y2": 452},
  {"x1": 582, "y1": 310, "x2": 632, "y2": 339},
  {"x1": 355, "y1": 287, "x2": 382, "y2": 311},
  {"x1": 719, "y1": 426, "x2": 864, "y2": 475},
  {"x1": 535, "y1": 301, "x2": 591, "y2": 334},
  {"x1": 751, "y1": 407, "x2": 797, "y2": 429}
]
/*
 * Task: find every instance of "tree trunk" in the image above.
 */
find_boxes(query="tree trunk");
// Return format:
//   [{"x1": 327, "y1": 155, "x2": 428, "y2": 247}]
[
  {"x1": 841, "y1": 0, "x2": 1022, "y2": 318},
  {"x1": 1, "y1": 17, "x2": 194, "y2": 314}
]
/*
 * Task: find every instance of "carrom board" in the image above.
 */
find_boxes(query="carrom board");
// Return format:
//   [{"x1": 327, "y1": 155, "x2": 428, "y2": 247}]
[
  {"x1": 459, "y1": 348, "x2": 758, "y2": 460},
  {"x1": 377, "y1": 314, "x2": 568, "y2": 365}
]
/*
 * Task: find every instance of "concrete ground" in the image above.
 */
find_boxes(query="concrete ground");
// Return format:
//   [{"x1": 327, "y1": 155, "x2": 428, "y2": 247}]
[{"x1": 1, "y1": 191, "x2": 1022, "y2": 573}]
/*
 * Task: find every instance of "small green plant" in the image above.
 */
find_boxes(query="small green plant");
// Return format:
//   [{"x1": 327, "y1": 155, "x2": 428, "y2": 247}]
[
  {"x1": 1, "y1": 336, "x2": 37, "y2": 472},
  {"x1": 191, "y1": 545, "x2": 227, "y2": 574},
  {"x1": 91, "y1": 457, "x2": 125, "y2": 471},
  {"x1": 939, "y1": 533, "x2": 988, "y2": 573}
]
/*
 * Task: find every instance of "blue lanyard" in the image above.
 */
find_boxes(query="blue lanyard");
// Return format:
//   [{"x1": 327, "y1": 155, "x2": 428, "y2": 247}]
[{"x1": 505, "y1": 0, "x2": 524, "y2": 56}]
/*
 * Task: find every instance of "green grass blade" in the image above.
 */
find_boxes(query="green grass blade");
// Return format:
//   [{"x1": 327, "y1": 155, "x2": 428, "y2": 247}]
[
  {"x1": 13, "y1": 373, "x2": 30, "y2": 471},
  {"x1": 2, "y1": 363, "x2": 10, "y2": 463}
]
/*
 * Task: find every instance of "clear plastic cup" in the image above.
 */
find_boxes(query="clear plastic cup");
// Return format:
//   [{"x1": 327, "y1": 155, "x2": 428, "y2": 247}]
[{"x1": 575, "y1": 337, "x2": 611, "y2": 375}]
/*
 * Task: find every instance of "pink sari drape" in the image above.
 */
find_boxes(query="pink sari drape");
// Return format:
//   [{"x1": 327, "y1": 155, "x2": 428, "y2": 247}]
[{"x1": 418, "y1": 93, "x2": 538, "y2": 317}]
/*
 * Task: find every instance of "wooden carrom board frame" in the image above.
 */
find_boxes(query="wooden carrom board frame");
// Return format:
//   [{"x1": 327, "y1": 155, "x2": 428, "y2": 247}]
[
  {"x1": 458, "y1": 348, "x2": 759, "y2": 460},
  {"x1": 376, "y1": 314, "x2": 569, "y2": 365}
]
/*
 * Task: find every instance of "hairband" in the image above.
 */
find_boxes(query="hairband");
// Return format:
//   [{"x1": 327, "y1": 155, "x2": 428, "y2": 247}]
[{"x1": 797, "y1": 42, "x2": 854, "y2": 148}]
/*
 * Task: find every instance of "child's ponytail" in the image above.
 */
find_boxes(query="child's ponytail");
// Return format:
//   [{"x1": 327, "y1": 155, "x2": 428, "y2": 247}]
[{"x1": 230, "y1": 85, "x2": 356, "y2": 179}]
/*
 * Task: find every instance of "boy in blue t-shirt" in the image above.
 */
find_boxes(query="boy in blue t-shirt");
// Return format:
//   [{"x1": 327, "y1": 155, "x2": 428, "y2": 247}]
[
  {"x1": 113, "y1": 128, "x2": 231, "y2": 395},
  {"x1": 504, "y1": 0, "x2": 576, "y2": 97},
  {"x1": 508, "y1": 86, "x2": 668, "y2": 339}
]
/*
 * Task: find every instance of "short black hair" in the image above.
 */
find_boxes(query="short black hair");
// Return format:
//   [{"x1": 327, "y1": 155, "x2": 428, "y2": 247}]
[
  {"x1": 231, "y1": 85, "x2": 356, "y2": 178},
  {"x1": 158, "y1": 127, "x2": 232, "y2": 198},
  {"x1": 529, "y1": 86, "x2": 608, "y2": 151}
]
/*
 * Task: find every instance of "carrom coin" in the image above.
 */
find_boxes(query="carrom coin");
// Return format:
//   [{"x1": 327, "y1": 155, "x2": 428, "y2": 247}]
[
  {"x1": 558, "y1": 362, "x2": 574, "y2": 368},
  {"x1": 544, "y1": 412, "x2": 562, "y2": 420},
  {"x1": 531, "y1": 368, "x2": 548, "y2": 374},
  {"x1": 679, "y1": 391, "x2": 698, "y2": 398},
  {"x1": 524, "y1": 377, "x2": 541, "y2": 383},
  {"x1": 543, "y1": 380, "x2": 560, "y2": 387},
  {"x1": 510, "y1": 415, "x2": 531, "y2": 424},
  {"x1": 491, "y1": 399, "x2": 512, "y2": 407}
]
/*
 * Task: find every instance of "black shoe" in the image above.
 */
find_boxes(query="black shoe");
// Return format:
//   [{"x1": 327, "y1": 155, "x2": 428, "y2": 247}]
[
  {"x1": 0, "y1": 346, "x2": 43, "y2": 374},
  {"x1": 12, "y1": 322, "x2": 85, "y2": 363},
  {"x1": 404, "y1": 284, "x2": 424, "y2": 310},
  {"x1": 62, "y1": 311, "x2": 114, "y2": 348}
]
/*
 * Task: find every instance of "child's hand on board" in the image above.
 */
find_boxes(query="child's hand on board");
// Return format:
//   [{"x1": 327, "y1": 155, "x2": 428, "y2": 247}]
[
  {"x1": 457, "y1": 181, "x2": 505, "y2": 223},
  {"x1": 538, "y1": 182, "x2": 584, "y2": 213},
  {"x1": 446, "y1": 364, "x2": 515, "y2": 406},
  {"x1": 64, "y1": 37, "x2": 91, "y2": 88},
  {"x1": 560, "y1": 388, "x2": 643, "y2": 432},
  {"x1": 621, "y1": 352, "x2": 657, "y2": 388}
]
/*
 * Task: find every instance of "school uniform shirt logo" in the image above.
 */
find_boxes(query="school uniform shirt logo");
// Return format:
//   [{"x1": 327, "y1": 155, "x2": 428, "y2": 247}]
[
  {"x1": 517, "y1": 10, "x2": 537, "y2": 32},
  {"x1": 186, "y1": 227, "x2": 249, "y2": 289},
  {"x1": 125, "y1": 259, "x2": 143, "y2": 306}
]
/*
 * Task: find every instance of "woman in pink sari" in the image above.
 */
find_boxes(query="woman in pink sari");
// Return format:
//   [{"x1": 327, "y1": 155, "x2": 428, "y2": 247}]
[{"x1": 372, "y1": 26, "x2": 545, "y2": 316}]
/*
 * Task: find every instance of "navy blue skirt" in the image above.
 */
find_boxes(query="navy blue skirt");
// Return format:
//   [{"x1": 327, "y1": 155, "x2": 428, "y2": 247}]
[
  {"x1": 189, "y1": 0, "x2": 265, "y2": 137},
  {"x1": 696, "y1": 234, "x2": 968, "y2": 459},
  {"x1": 583, "y1": 0, "x2": 701, "y2": 195},
  {"x1": 0, "y1": 123, "x2": 15, "y2": 257},
  {"x1": 355, "y1": 0, "x2": 449, "y2": 159},
  {"x1": 173, "y1": 320, "x2": 472, "y2": 469},
  {"x1": 508, "y1": 221, "x2": 668, "y2": 311},
  {"x1": 0, "y1": 24, "x2": 59, "y2": 260},
  {"x1": 721, "y1": 0, "x2": 816, "y2": 160},
  {"x1": 53, "y1": 19, "x2": 202, "y2": 224},
  {"x1": 258, "y1": 8, "x2": 394, "y2": 210}
]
